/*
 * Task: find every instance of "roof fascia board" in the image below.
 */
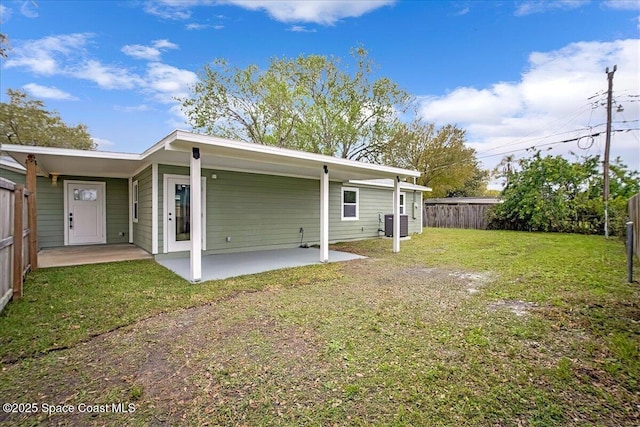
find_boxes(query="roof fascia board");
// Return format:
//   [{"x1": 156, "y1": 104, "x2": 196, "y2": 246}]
[
  {"x1": 0, "y1": 143, "x2": 141, "y2": 161},
  {"x1": 169, "y1": 130, "x2": 421, "y2": 178},
  {"x1": 348, "y1": 179, "x2": 432, "y2": 192}
]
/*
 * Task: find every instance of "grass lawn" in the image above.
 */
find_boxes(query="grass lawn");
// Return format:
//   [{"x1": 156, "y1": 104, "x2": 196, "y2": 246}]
[{"x1": 0, "y1": 228, "x2": 638, "y2": 426}]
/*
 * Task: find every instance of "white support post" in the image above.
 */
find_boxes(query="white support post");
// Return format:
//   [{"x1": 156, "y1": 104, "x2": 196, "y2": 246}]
[
  {"x1": 128, "y1": 177, "x2": 133, "y2": 243},
  {"x1": 393, "y1": 176, "x2": 401, "y2": 253},
  {"x1": 151, "y1": 163, "x2": 158, "y2": 254},
  {"x1": 320, "y1": 165, "x2": 329, "y2": 263},
  {"x1": 190, "y1": 147, "x2": 202, "y2": 282}
]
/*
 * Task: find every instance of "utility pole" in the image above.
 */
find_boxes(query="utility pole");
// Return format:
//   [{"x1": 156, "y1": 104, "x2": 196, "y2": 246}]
[{"x1": 603, "y1": 65, "x2": 616, "y2": 239}]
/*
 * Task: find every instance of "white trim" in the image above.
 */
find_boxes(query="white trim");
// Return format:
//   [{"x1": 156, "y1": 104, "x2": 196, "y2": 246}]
[
  {"x1": 128, "y1": 177, "x2": 134, "y2": 243},
  {"x1": 167, "y1": 130, "x2": 421, "y2": 179},
  {"x1": 63, "y1": 180, "x2": 107, "y2": 246},
  {"x1": 190, "y1": 153, "x2": 202, "y2": 282},
  {"x1": 151, "y1": 163, "x2": 158, "y2": 254},
  {"x1": 1, "y1": 131, "x2": 424, "y2": 183},
  {"x1": 393, "y1": 178, "x2": 401, "y2": 253},
  {"x1": 0, "y1": 156, "x2": 26, "y2": 174},
  {"x1": 341, "y1": 187, "x2": 359, "y2": 221},
  {"x1": 132, "y1": 179, "x2": 139, "y2": 223},
  {"x1": 163, "y1": 173, "x2": 207, "y2": 254},
  {"x1": 320, "y1": 167, "x2": 329, "y2": 263},
  {"x1": 2, "y1": 144, "x2": 140, "y2": 160},
  {"x1": 399, "y1": 192, "x2": 406, "y2": 215},
  {"x1": 347, "y1": 179, "x2": 431, "y2": 192},
  {"x1": 417, "y1": 191, "x2": 423, "y2": 233}
]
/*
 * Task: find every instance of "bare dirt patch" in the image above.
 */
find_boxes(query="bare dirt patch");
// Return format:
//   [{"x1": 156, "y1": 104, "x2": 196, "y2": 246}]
[{"x1": 488, "y1": 299, "x2": 538, "y2": 316}]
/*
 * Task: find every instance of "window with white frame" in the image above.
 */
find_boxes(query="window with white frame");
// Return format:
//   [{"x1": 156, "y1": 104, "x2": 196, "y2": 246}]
[
  {"x1": 399, "y1": 192, "x2": 406, "y2": 215},
  {"x1": 132, "y1": 180, "x2": 139, "y2": 223},
  {"x1": 341, "y1": 187, "x2": 359, "y2": 220}
]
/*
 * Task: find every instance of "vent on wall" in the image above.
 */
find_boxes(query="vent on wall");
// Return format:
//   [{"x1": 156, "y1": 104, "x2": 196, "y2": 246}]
[{"x1": 384, "y1": 214, "x2": 408, "y2": 237}]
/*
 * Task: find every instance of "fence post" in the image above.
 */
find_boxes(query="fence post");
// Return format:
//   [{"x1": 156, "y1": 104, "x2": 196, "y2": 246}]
[
  {"x1": 12, "y1": 185, "x2": 24, "y2": 298},
  {"x1": 26, "y1": 154, "x2": 38, "y2": 270},
  {"x1": 628, "y1": 221, "x2": 634, "y2": 283}
]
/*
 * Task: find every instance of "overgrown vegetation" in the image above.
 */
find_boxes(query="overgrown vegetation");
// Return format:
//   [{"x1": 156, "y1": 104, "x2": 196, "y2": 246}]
[
  {"x1": 490, "y1": 151, "x2": 639, "y2": 236},
  {"x1": 0, "y1": 229, "x2": 638, "y2": 426}
]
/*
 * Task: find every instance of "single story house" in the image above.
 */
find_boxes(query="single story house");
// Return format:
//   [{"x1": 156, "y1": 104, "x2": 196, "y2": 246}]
[{"x1": 1, "y1": 130, "x2": 430, "y2": 281}]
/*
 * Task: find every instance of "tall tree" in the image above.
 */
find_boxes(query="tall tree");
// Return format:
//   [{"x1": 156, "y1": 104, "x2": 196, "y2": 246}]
[
  {"x1": 0, "y1": 89, "x2": 95, "y2": 149},
  {"x1": 379, "y1": 119, "x2": 487, "y2": 197},
  {"x1": 180, "y1": 47, "x2": 410, "y2": 160}
]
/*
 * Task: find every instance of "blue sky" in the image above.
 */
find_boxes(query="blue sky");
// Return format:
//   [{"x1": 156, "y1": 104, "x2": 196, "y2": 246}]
[{"x1": 1, "y1": 0, "x2": 638, "y2": 185}]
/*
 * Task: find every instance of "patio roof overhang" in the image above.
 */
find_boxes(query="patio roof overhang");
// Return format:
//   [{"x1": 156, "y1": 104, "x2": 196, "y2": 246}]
[
  {"x1": 1, "y1": 130, "x2": 421, "y2": 182},
  {"x1": 2, "y1": 130, "x2": 422, "y2": 282}
]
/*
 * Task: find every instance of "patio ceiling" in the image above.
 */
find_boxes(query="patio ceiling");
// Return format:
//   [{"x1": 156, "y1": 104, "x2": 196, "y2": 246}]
[{"x1": 2, "y1": 130, "x2": 421, "y2": 182}]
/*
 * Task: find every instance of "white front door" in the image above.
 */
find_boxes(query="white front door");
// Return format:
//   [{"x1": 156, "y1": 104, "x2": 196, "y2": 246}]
[
  {"x1": 166, "y1": 176, "x2": 206, "y2": 252},
  {"x1": 65, "y1": 180, "x2": 106, "y2": 245}
]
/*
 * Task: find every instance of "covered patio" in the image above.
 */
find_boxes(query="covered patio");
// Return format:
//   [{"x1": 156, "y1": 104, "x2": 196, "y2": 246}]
[
  {"x1": 157, "y1": 247, "x2": 366, "y2": 282},
  {"x1": 4, "y1": 130, "x2": 424, "y2": 282},
  {"x1": 38, "y1": 244, "x2": 153, "y2": 268}
]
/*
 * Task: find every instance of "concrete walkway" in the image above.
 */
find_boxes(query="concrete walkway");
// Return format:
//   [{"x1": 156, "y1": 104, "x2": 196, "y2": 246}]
[
  {"x1": 157, "y1": 248, "x2": 366, "y2": 282},
  {"x1": 38, "y1": 244, "x2": 153, "y2": 268}
]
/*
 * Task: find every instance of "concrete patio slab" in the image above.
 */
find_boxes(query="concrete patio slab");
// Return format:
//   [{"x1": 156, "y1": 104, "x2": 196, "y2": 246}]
[
  {"x1": 39, "y1": 244, "x2": 153, "y2": 268},
  {"x1": 157, "y1": 248, "x2": 366, "y2": 282}
]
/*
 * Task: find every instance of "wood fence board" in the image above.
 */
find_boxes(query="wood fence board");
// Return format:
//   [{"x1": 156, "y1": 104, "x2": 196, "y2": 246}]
[
  {"x1": 423, "y1": 203, "x2": 495, "y2": 230},
  {"x1": 1, "y1": 180, "x2": 33, "y2": 312}
]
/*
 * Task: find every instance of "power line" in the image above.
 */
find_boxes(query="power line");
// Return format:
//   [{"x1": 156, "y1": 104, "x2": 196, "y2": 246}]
[{"x1": 476, "y1": 128, "x2": 638, "y2": 161}]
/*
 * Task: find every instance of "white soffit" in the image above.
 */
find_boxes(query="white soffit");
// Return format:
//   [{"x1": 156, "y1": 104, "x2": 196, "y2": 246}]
[{"x1": 1, "y1": 130, "x2": 422, "y2": 181}]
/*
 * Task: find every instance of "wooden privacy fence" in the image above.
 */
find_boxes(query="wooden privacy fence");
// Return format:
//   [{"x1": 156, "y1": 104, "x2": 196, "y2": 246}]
[
  {"x1": 0, "y1": 178, "x2": 37, "y2": 313},
  {"x1": 423, "y1": 203, "x2": 495, "y2": 230},
  {"x1": 629, "y1": 193, "x2": 640, "y2": 261}
]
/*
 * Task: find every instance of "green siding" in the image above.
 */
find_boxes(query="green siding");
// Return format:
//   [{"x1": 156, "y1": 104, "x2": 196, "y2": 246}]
[
  {"x1": 0, "y1": 168, "x2": 26, "y2": 185},
  {"x1": 329, "y1": 184, "x2": 423, "y2": 240},
  {"x1": 133, "y1": 166, "x2": 152, "y2": 253},
  {"x1": 207, "y1": 170, "x2": 321, "y2": 253},
  {"x1": 156, "y1": 166, "x2": 422, "y2": 255},
  {"x1": 105, "y1": 178, "x2": 129, "y2": 243},
  {"x1": 33, "y1": 176, "x2": 129, "y2": 249}
]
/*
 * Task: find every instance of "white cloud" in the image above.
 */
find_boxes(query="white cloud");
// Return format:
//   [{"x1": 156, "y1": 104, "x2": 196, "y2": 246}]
[
  {"x1": 514, "y1": 0, "x2": 589, "y2": 16},
  {"x1": 186, "y1": 22, "x2": 225, "y2": 30},
  {"x1": 153, "y1": 39, "x2": 178, "y2": 50},
  {"x1": 224, "y1": 0, "x2": 396, "y2": 25},
  {"x1": 121, "y1": 44, "x2": 162, "y2": 61},
  {"x1": 0, "y1": 4, "x2": 12, "y2": 23},
  {"x1": 417, "y1": 39, "x2": 640, "y2": 185},
  {"x1": 456, "y1": 7, "x2": 470, "y2": 16},
  {"x1": 144, "y1": 62, "x2": 198, "y2": 102},
  {"x1": 114, "y1": 104, "x2": 151, "y2": 112},
  {"x1": 23, "y1": 83, "x2": 78, "y2": 100},
  {"x1": 288, "y1": 25, "x2": 317, "y2": 32},
  {"x1": 5, "y1": 32, "x2": 196, "y2": 116},
  {"x1": 604, "y1": 0, "x2": 640, "y2": 10},
  {"x1": 73, "y1": 60, "x2": 144, "y2": 90},
  {"x1": 4, "y1": 33, "x2": 92, "y2": 75},
  {"x1": 143, "y1": 0, "x2": 394, "y2": 25},
  {"x1": 186, "y1": 23, "x2": 207, "y2": 30},
  {"x1": 143, "y1": 1, "x2": 193, "y2": 20},
  {"x1": 20, "y1": 0, "x2": 38, "y2": 18},
  {"x1": 122, "y1": 39, "x2": 178, "y2": 61}
]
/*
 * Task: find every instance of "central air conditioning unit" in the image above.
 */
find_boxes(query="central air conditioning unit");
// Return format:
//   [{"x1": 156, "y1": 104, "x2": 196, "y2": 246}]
[{"x1": 384, "y1": 214, "x2": 408, "y2": 237}]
